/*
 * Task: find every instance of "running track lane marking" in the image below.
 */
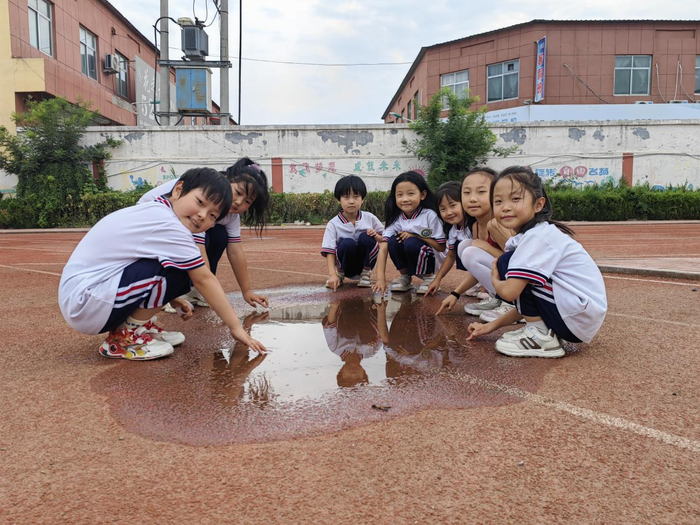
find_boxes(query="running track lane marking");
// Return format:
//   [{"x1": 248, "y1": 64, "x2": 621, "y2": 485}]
[
  {"x1": 604, "y1": 275, "x2": 698, "y2": 287},
  {"x1": 0, "y1": 264, "x2": 62, "y2": 276},
  {"x1": 444, "y1": 370, "x2": 700, "y2": 453},
  {"x1": 248, "y1": 266, "x2": 328, "y2": 278},
  {"x1": 607, "y1": 312, "x2": 700, "y2": 329}
]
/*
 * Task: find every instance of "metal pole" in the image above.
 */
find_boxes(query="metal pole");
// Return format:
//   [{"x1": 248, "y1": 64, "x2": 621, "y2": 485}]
[
  {"x1": 238, "y1": 0, "x2": 242, "y2": 124},
  {"x1": 219, "y1": 0, "x2": 229, "y2": 126},
  {"x1": 159, "y1": 0, "x2": 170, "y2": 125}
]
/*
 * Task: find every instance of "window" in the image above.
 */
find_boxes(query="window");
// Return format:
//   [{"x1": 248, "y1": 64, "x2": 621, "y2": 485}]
[
  {"x1": 441, "y1": 70, "x2": 469, "y2": 108},
  {"x1": 614, "y1": 55, "x2": 651, "y2": 95},
  {"x1": 413, "y1": 91, "x2": 419, "y2": 120},
  {"x1": 695, "y1": 56, "x2": 700, "y2": 95},
  {"x1": 80, "y1": 26, "x2": 98, "y2": 80},
  {"x1": 407, "y1": 100, "x2": 412, "y2": 121},
  {"x1": 487, "y1": 60, "x2": 519, "y2": 102},
  {"x1": 116, "y1": 52, "x2": 128, "y2": 98},
  {"x1": 28, "y1": 0, "x2": 52, "y2": 56}
]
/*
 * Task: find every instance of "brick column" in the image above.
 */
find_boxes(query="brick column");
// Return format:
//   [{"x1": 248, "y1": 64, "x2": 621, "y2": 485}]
[
  {"x1": 271, "y1": 157, "x2": 284, "y2": 193},
  {"x1": 622, "y1": 153, "x2": 634, "y2": 186}
]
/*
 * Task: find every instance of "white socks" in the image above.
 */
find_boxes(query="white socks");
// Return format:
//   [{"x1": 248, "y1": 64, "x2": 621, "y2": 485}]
[
  {"x1": 526, "y1": 320, "x2": 549, "y2": 334},
  {"x1": 125, "y1": 316, "x2": 148, "y2": 330}
]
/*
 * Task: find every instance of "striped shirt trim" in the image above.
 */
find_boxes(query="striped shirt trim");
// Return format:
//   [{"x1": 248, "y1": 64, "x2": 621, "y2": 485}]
[
  {"x1": 321, "y1": 247, "x2": 336, "y2": 256},
  {"x1": 401, "y1": 207, "x2": 422, "y2": 221},
  {"x1": 228, "y1": 236, "x2": 242, "y2": 243},
  {"x1": 155, "y1": 196, "x2": 172, "y2": 209},
  {"x1": 505, "y1": 267, "x2": 549, "y2": 286},
  {"x1": 161, "y1": 255, "x2": 205, "y2": 270},
  {"x1": 336, "y1": 210, "x2": 362, "y2": 224}
]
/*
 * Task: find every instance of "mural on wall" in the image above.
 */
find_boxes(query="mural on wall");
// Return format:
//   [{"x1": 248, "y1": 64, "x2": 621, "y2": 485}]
[
  {"x1": 114, "y1": 165, "x2": 178, "y2": 191},
  {"x1": 533, "y1": 165, "x2": 617, "y2": 187},
  {"x1": 286, "y1": 159, "x2": 427, "y2": 180}
]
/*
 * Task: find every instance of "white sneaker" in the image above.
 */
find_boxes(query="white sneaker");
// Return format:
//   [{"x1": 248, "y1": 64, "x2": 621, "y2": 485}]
[
  {"x1": 495, "y1": 326, "x2": 564, "y2": 358},
  {"x1": 162, "y1": 302, "x2": 177, "y2": 314},
  {"x1": 464, "y1": 285, "x2": 481, "y2": 297},
  {"x1": 390, "y1": 274, "x2": 413, "y2": 292},
  {"x1": 183, "y1": 288, "x2": 209, "y2": 307},
  {"x1": 325, "y1": 270, "x2": 345, "y2": 288},
  {"x1": 479, "y1": 303, "x2": 525, "y2": 324},
  {"x1": 141, "y1": 316, "x2": 186, "y2": 346},
  {"x1": 464, "y1": 294, "x2": 501, "y2": 316},
  {"x1": 357, "y1": 269, "x2": 372, "y2": 288},
  {"x1": 415, "y1": 274, "x2": 435, "y2": 295},
  {"x1": 476, "y1": 291, "x2": 491, "y2": 300}
]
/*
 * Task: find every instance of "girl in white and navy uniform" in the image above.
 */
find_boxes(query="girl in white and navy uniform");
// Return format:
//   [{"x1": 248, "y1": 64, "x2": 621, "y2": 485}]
[
  {"x1": 59, "y1": 168, "x2": 266, "y2": 360},
  {"x1": 467, "y1": 166, "x2": 607, "y2": 358},
  {"x1": 373, "y1": 171, "x2": 447, "y2": 295},
  {"x1": 139, "y1": 157, "x2": 270, "y2": 309},
  {"x1": 321, "y1": 175, "x2": 384, "y2": 289}
]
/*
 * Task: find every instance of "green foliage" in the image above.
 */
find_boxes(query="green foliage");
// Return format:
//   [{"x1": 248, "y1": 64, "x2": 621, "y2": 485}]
[
  {"x1": 268, "y1": 190, "x2": 388, "y2": 224},
  {"x1": 401, "y1": 87, "x2": 515, "y2": 189},
  {"x1": 0, "y1": 97, "x2": 121, "y2": 226}
]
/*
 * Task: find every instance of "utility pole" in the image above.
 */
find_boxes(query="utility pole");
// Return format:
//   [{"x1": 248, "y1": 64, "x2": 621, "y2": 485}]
[
  {"x1": 238, "y1": 0, "x2": 242, "y2": 124},
  {"x1": 219, "y1": 0, "x2": 229, "y2": 126},
  {"x1": 159, "y1": 0, "x2": 170, "y2": 125}
]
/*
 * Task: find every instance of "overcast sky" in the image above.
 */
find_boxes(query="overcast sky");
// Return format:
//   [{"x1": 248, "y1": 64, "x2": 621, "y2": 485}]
[{"x1": 112, "y1": 0, "x2": 695, "y2": 125}]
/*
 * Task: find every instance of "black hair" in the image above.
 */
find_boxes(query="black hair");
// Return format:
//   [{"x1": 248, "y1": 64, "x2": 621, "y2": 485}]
[
  {"x1": 167, "y1": 167, "x2": 232, "y2": 221},
  {"x1": 225, "y1": 157, "x2": 270, "y2": 236},
  {"x1": 384, "y1": 171, "x2": 438, "y2": 229},
  {"x1": 461, "y1": 166, "x2": 499, "y2": 232},
  {"x1": 435, "y1": 181, "x2": 462, "y2": 236},
  {"x1": 490, "y1": 166, "x2": 574, "y2": 236},
  {"x1": 334, "y1": 175, "x2": 368, "y2": 200}
]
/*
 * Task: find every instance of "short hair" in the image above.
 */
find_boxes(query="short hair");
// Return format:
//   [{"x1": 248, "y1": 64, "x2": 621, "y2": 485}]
[
  {"x1": 334, "y1": 175, "x2": 368, "y2": 200},
  {"x1": 170, "y1": 167, "x2": 233, "y2": 221}
]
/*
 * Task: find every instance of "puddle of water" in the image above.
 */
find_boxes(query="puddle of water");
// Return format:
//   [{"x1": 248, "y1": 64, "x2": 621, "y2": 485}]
[{"x1": 92, "y1": 287, "x2": 561, "y2": 446}]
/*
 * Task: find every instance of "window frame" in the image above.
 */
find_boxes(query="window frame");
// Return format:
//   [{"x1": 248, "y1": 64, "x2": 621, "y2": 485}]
[
  {"x1": 613, "y1": 55, "x2": 651, "y2": 96},
  {"x1": 28, "y1": 0, "x2": 53, "y2": 57},
  {"x1": 115, "y1": 51, "x2": 129, "y2": 99},
  {"x1": 440, "y1": 69, "x2": 469, "y2": 109},
  {"x1": 486, "y1": 60, "x2": 519, "y2": 103},
  {"x1": 80, "y1": 26, "x2": 98, "y2": 81}
]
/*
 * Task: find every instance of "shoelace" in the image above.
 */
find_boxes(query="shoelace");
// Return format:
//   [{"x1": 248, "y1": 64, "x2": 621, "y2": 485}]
[{"x1": 143, "y1": 320, "x2": 164, "y2": 333}]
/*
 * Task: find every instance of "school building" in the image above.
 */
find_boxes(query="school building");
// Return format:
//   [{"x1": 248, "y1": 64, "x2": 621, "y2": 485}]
[
  {"x1": 382, "y1": 20, "x2": 700, "y2": 123},
  {"x1": 0, "y1": 0, "x2": 230, "y2": 133}
]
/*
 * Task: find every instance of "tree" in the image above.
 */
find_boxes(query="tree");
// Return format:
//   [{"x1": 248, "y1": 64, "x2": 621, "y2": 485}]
[
  {"x1": 402, "y1": 87, "x2": 515, "y2": 188},
  {"x1": 0, "y1": 97, "x2": 121, "y2": 226}
]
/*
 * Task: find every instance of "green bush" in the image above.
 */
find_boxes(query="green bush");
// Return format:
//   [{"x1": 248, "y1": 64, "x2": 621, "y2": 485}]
[{"x1": 0, "y1": 182, "x2": 698, "y2": 229}]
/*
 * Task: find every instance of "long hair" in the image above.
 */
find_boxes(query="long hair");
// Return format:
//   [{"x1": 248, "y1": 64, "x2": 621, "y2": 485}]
[
  {"x1": 435, "y1": 181, "x2": 462, "y2": 236},
  {"x1": 384, "y1": 171, "x2": 438, "y2": 228},
  {"x1": 225, "y1": 157, "x2": 270, "y2": 236},
  {"x1": 461, "y1": 166, "x2": 498, "y2": 233},
  {"x1": 490, "y1": 166, "x2": 574, "y2": 236}
]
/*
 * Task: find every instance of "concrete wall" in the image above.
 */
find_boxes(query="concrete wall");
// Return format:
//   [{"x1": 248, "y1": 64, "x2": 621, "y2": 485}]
[{"x1": 2, "y1": 120, "x2": 699, "y2": 194}]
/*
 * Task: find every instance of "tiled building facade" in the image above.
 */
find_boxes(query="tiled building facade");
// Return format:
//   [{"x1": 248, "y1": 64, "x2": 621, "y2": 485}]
[{"x1": 383, "y1": 20, "x2": 700, "y2": 122}]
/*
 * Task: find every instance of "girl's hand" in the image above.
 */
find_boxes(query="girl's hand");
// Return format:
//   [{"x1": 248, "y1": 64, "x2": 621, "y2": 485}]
[
  {"x1": 243, "y1": 290, "x2": 269, "y2": 308},
  {"x1": 372, "y1": 279, "x2": 387, "y2": 295},
  {"x1": 425, "y1": 277, "x2": 441, "y2": 296},
  {"x1": 327, "y1": 274, "x2": 341, "y2": 292},
  {"x1": 366, "y1": 228, "x2": 377, "y2": 238},
  {"x1": 467, "y1": 321, "x2": 495, "y2": 341},
  {"x1": 171, "y1": 297, "x2": 194, "y2": 320},
  {"x1": 435, "y1": 294, "x2": 457, "y2": 315},
  {"x1": 231, "y1": 326, "x2": 268, "y2": 354},
  {"x1": 396, "y1": 231, "x2": 415, "y2": 243}
]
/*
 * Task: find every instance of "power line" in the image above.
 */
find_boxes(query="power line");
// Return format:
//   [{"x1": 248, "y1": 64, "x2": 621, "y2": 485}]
[{"x1": 166, "y1": 47, "x2": 411, "y2": 66}]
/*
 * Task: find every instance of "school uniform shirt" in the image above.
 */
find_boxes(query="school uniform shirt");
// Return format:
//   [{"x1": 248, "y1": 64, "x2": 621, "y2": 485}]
[
  {"x1": 504, "y1": 222, "x2": 607, "y2": 343},
  {"x1": 447, "y1": 222, "x2": 472, "y2": 251},
  {"x1": 321, "y1": 210, "x2": 384, "y2": 256},
  {"x1": 382, "y1": 207, "x2": 447, "y2": 269},
  {"x1": 138, "y1": 178, "x2": 242, "y2": 246},
  {"x1": 58, "y1": 198, "x2": 204, "y2": 334},
  {"x1": 322, "y1": 324, "x2": 381, "y2": 360}
]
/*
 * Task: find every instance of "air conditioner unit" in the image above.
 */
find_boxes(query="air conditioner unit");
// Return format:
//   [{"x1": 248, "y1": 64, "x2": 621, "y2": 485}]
[
  {"x1": 634, "y1": 100, "x2": 653, "y2": 104},
  {"x1": 668, "y1": 100, "x2": 688, "y2": 104},
  {"x1": 103, "y1": 54, "x2": 118, "y2": 74},
  {"x1": 181, "y1": 25, "x2": 208, "y2": 60}
]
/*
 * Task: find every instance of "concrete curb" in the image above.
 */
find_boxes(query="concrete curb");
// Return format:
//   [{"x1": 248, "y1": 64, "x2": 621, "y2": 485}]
[{"x1": 598, "y1": 265, "x2": 700, "y2": 281}]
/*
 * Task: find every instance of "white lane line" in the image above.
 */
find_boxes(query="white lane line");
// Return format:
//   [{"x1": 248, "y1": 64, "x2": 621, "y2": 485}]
[
  {"x1": 0, "y1": 264, "x2": 62, "y2": 277},
  {"x1": 14, "y1": 262, "x2": 66, "y2": 266},
  {"x1": 0, "y1": 246, "x2": 73, "y2": 253},
  {"x1": 604, "y1": 275, "x2": 698, "y2": 287},
  {"x1": 248, "y1": 266, "x2": 328, "y2": 278},
  {"x1": 607, "y1": 312, "x2": 700, "y2": 329},
  {"x1": 447, "y1": 371, "x2": 700, "y2": 453}
]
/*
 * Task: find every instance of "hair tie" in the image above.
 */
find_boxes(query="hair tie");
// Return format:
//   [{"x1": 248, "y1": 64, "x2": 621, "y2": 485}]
[{"x1": 250, "y1": 163, "x2": 261, "y2": 172}]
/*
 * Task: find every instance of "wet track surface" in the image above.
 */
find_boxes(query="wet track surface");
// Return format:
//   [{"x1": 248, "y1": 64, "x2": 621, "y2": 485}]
[{"x1": 91, "y1": 287, "x2": 562, "y2": 445}]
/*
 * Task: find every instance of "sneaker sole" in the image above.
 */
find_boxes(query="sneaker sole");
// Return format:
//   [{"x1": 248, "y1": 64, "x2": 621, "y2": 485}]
[
  {"x1": 464, "y1": 306, "x2": 499, "y2": 316},
  {"x1": 99, "y1": 346, "x2": 174, "y2": 360},
  {"x1": 494, "y1": 340, "x2": 564, "y2": 358},
  {"x1": 356, "y1": 281, "x2": 372, "y2": 288},
  {"x1": 390, "y1": 285, "x2": 413, "y2": 292}
]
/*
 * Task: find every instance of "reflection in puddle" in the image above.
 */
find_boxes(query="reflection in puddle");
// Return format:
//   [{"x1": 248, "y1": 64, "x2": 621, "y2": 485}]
[{"x1": 92, "y1": 288, "x2": 559, "y2": 446}]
